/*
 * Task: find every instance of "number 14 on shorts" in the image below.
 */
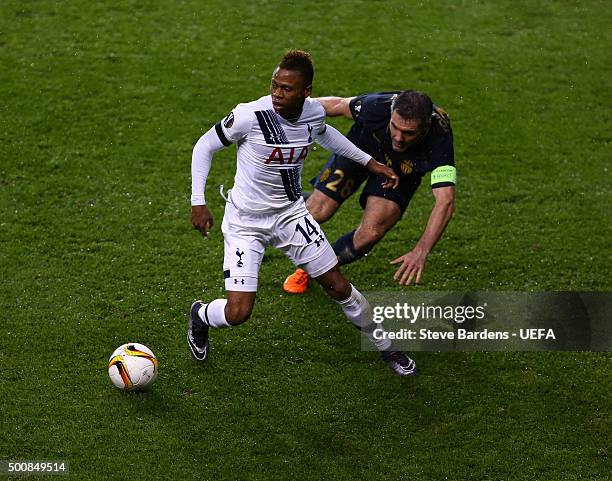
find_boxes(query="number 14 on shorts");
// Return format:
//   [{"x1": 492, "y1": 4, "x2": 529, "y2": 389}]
[{"x1": 295, "y1": 216, "x2": 325, "y2": 247}]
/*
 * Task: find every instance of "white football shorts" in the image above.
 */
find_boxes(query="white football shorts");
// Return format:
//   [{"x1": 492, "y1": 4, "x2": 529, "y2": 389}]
[{"x1": 221, "y1": 196, "x2": 338, "y2": 292}]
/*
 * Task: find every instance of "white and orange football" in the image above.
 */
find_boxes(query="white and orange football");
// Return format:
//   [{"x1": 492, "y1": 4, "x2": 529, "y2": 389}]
[{"x1": 108, "y1": 343, "x2": 158, "y2": 391}]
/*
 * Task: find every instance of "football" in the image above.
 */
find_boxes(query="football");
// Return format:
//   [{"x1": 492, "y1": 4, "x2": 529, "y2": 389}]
[{"x1": 108, "y1": 343, "x2": 158, "y2": 391}]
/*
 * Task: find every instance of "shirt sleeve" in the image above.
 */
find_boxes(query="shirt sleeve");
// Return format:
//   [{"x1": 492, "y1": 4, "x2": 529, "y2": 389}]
[
  {"x1": 216, "y1": 104, "x2": 253, "y2": 145},
  {"x1": 314, "y1": 124, "x2": 371, "y2": 166},
  {"x1": 192, "y1": 105, "x2": 255, "y2": 205},
  {"x1": 191, "y1": 126, "x2": 228, "y2": 205},
  {"x1": 428, "y1": 112, "x2": 456, "y2": 188},
  {"x1": 349, "y1": 94, "x2": 369, "y2": 121},
  {"x1": 349, "y1": 92, "x2": 399, "y2": 123}
]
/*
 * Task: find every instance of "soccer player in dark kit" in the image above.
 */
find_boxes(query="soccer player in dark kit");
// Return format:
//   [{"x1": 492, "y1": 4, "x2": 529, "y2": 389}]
[{"x1": 283, "y1": 90, "x2": 456, "y2": 293}]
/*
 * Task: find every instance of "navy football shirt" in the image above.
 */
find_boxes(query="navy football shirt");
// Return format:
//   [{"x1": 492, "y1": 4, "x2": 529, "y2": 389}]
[{"x1": 347, "y1": 92, "x2": 455, "y2": 187}]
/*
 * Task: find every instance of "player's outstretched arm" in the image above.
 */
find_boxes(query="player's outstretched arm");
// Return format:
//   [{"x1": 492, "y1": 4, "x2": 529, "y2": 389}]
[
  {"x1": 315, "y1": 96, "x2": 354, "y2": 118},
  {"x1": 315, "y1": 124, "x2": 398, "y2": 189},
  {"x1": 390, "y1": 186, "x2": 455, "y2": 285},
  {"x1": 364, "y1": 159, "x2": 399, "y2": 189}
]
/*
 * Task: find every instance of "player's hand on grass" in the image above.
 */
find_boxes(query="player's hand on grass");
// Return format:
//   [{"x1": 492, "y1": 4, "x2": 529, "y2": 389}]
[
  {"x1": 390, "y1": 249, "x2": 427, "y2": 285},
  {"x1": 191, "y1": 205, "x2": 214, "y2": 238},
  {"x1": 366, "y1": 159, "x2": 399, "y2": 189}
]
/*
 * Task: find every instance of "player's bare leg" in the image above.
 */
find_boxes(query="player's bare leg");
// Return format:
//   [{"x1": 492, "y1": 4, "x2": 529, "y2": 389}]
[
  {"x1": 224, "y1": 291, "x2": 256, "y2": 325},
  {"x1": 314, "y1": 266, "x2": 416, "y2": 376},
  {"x1": 188, "y1": 291, "x2": 256, "y2": 361},
  {"x1": 313, "y1": 265, "x2": 352, "y2": 300},
  {"x1": 333, "y1": 196, "x2": 402, "y2": 265},
  {"x1": 352, "y1": 196, "x2": 402, "y2": 253},
  {"x1": 305, "y1": 189, "x2": 340, "y2": 223}
]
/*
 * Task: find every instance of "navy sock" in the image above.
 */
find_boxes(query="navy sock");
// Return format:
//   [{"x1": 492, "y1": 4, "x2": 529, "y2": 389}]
[{"x1": 332, "y1": 230, "x2": 373, "y2": 266}]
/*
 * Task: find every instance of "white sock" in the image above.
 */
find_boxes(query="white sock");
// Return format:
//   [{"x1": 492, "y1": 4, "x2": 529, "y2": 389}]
[
  {"x1": 338, "y1": 285, "x2": 392, "y2": 351},
  {"x1": 198, "y1": 299, "x2": 230, "y2": 328}
]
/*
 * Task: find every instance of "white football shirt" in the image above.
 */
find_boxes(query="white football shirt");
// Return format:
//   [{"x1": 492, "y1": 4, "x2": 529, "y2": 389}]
[
  {"x1": 191, "y1": 95, "x2": 371, "y2": 210},
  {"x1": 216, "y1": 95, "x2": 326, "y2": 212}
]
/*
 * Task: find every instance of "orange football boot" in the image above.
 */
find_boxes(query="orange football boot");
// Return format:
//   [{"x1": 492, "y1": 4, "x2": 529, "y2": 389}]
[{"x1": 283, "y1": 268, "x2": 310, "y2": 294}]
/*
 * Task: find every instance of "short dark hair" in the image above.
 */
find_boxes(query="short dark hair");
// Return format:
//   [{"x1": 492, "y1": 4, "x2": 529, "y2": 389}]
[
  {"x1": 391, "y1": 90, "x2": 433, "y2": 128},
  {"x1": 278, "y1": 50, "x2": 314, "y2": 87}
]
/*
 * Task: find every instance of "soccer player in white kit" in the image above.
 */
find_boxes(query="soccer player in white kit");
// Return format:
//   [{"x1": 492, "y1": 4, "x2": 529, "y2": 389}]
[{"x1": 188, "y1": 50, "x2": 416, "y2": 376}]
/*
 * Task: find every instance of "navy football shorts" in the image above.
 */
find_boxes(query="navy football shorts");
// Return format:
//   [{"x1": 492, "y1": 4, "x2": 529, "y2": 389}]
[{"x1": 310, "y1": 154, "x2": 423, "y2": 213}]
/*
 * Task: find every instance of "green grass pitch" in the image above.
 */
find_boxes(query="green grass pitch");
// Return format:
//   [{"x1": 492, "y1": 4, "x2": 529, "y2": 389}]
[{"x1": 1, "y1": 1, "x2": 610, "y2": 480}]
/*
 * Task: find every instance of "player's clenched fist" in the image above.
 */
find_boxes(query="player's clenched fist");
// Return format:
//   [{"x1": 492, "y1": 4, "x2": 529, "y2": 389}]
[{"x1": 191, "y1": 205, "x2": 214, "y2": 237}]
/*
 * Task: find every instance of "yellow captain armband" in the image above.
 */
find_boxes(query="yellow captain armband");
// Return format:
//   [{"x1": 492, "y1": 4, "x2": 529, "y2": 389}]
[{"x1": 431, "y1": 165, "x2": 457, "y2": 187}]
